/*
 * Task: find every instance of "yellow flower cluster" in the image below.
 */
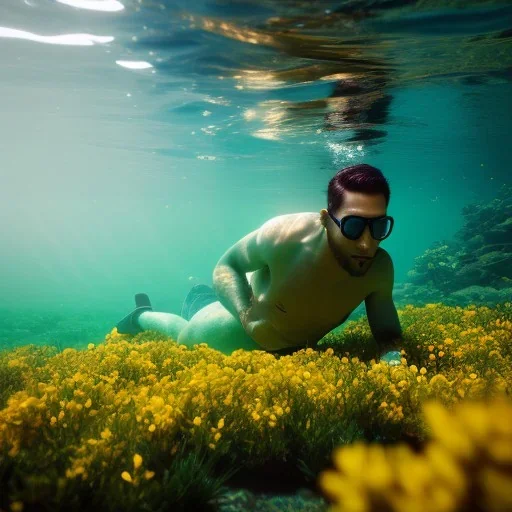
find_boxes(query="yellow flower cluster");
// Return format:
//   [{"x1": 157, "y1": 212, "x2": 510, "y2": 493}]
[
  {"x1": 0, "y1": 302, "x2": 510, "y2": 509},
  {"x1": 319, "y1": 398, "x2": 512, "y2": 512},
  {"x1": 121, "y1": 453, "x2": 155, "y2": 486}
]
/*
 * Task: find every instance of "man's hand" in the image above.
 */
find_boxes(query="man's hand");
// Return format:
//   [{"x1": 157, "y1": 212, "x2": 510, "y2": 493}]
[
  {"x1": 239, "y1": 299, "x2": 268, "y2": 331},
  {"x1": 380, "y1": 350, "x2": 401, "y2": 366},
  {"x1": 378, "y1": 337, "x2": 403, "y2": 366}
]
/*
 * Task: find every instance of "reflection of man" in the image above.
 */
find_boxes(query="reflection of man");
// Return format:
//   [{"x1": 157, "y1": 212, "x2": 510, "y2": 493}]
[
  {"x1": 117, "y1": 164, "x2": 403, "y2": 364},
  {"x1": 324, "y1": 77, "x2": 392, "y2": 144}
]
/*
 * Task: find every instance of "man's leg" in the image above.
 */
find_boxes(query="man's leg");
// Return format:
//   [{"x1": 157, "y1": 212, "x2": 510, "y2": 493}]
[
  {"x1": 137, "y1": 311, "x2": 188, "y2": 341},
  {"x1": 116, "y1": 293, "x2": 188, "y2": 340},
  {"x1": 116, "y1": 294, "x2": 261, "y2": 354},
  {"x1": 177, "y1": 301, "x2": 261, "y2": 355}
]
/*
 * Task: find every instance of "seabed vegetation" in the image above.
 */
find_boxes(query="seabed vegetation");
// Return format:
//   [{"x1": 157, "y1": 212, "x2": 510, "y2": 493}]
[{"x1": 0, "y1": 302, "x2": 511, "y2": 512}]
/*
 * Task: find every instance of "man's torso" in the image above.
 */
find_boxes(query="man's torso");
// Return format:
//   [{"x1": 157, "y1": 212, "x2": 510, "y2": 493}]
[{"x1": 245, "y1": 212, "x2": 385, "y2": 348}]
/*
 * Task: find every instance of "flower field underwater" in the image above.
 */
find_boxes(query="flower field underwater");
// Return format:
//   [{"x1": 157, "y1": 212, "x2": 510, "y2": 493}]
[{"x1": 1, "y1": 302, "x2": 511, "y2": 512}]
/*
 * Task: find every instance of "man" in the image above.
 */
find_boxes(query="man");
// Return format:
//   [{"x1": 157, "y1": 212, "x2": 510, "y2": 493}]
[{"x1": 117, "y1": 164, "x2": 403, "y2": 363}]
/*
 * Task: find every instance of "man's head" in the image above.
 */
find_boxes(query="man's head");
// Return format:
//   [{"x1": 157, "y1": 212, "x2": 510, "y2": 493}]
[{"x1": 320, "y1": 164, "x2": 392, "y2": 277}]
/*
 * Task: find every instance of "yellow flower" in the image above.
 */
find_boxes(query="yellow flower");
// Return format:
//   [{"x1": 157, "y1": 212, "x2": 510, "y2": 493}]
[
  {"x1": 121, "y1": 471, "x2": 132, "y2": 483},
  {"x1": 429, "y1": 354, "x2": 436, "y2": 361},
  {"x1": 479, "y1": 467, "x2": 512, "y2": 511},
  {"x1": 429, "y1": 374, "x2": 448, "y2": 387},
  {"x1": 423, "y1": 402, "x2": 474, "y2": 461},
  {"x1": 148, "y1": 424, "x2": 156, "y2": 432},
  {"x1": 469, "y1": 373, "x2": 477, "y2": 379},
  {"x1": 420, "y1": 367, "x2": 427, "y2": 375},
  {"x1": 87, "y1": 343, "x2": 95, "y2": 350},
  {"x1": 341, "y1": 357, "x2": 349, "y2": 364},
  {"x1": 365, "y1": 444, "x2": 393, "y2": 491},
  {"x1": 395, "y1": 451, "x2": 433, "y2": 497},
  {"x1": 487, "y1": 439, "x2": 512, "y2": 465},
  {"x1": 217, "y1": 418, "x2": 225, "y2": 429},
  {"x1": 144, "y1": 470, "x2": 155, "y2": 480},
  {"x1": 456, "y1": 402, "x2": 490, "y2": 446},
  {"x1": 318, "y1": 470, "x2": 352, "y2": 502},
  {"x1": 100, "y1": 428, "x2": 112, "y2": 440},
  {"x1": 252, "y1": 412, "x2": 260, "y2": 421},
  {"x1": 333, "y1": 441, "x2": 367, "y2": 478},
  {"x1": 133, "y1": 454, "x2": 143, "y2": 470},
  {"x1": 193, "y1": 416, "x2": 202, "y2": 426},
  {"x1": 424, "y1": 443, "x2": 466, "y2": 498},
  {"x1": 84, "y1": 399, "x2": 92, "y2": 408}
]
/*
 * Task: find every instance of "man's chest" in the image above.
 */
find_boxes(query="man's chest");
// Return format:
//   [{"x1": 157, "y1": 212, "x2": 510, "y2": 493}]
[
  {"x1": 272, "y1": 266, "x2": 369, "y2": 321},
  {"x1": 254, "y1": 250, "x2": 374, "y2": 332}
]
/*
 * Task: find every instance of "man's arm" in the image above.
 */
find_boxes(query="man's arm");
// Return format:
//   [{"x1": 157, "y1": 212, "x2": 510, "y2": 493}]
[
  {"x1": 212, "y1": 218, "x2": 279, "y2": 323},
  {"x1": 365, "y1": 251, "x2": 403, "y2": 359}
]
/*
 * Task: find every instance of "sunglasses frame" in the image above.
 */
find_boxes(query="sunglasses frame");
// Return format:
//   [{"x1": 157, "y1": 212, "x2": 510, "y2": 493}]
[{"x1": 328, "y1": 211, "x2": 394, "y2": 241}]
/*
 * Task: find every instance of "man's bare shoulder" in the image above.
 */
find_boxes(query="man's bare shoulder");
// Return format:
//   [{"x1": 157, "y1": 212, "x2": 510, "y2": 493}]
[
  {"x1": 375, "y1": 247, "x2": 391, "y2": 264},
  {"x1": 257, "y1": 212, "x2": 321, "y2": 247}
]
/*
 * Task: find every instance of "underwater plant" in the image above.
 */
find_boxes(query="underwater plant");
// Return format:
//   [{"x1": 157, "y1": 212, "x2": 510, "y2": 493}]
[
  {"x1": 0, "y1": 302, "x2": 510, "y2": 511},
  {"x1": 319, "y1": 397, "x2": 512, "y2": 512},
  {"x1": 400, "y1": 184, "x2": 512, "y2": 309}
]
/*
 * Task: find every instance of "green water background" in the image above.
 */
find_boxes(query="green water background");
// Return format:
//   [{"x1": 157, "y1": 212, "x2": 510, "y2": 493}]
[{"x1": 0, "y1": 1, "x2": 511, "y2": 349}]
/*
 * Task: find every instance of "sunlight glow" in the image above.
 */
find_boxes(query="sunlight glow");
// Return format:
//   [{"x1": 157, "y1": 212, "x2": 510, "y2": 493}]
[
  {"x1": 252, "y1": 129, "x2": 281, "y2": 141},
  {"x1": 116, "y1": 60, "x2": 153, "y2": 70},
  {"x1": 56, "y1": 0, "x2": 124, "y2": 12},
  {"x1": 0, "y1": 27, "x2": 113, "y2": 45},
  {"x1": 235, "y1": 69, "x2": 285, "y2": 90}
]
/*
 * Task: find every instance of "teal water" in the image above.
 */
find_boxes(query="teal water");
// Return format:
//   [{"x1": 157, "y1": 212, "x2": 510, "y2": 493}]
[{"x1": 0, "y1": 0, "x2": 511, "y2": 349}]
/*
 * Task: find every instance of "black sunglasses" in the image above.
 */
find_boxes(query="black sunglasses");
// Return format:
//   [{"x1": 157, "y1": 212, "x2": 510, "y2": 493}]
[{"x1": 328, "y1": 211, "x2": 394, "y2": 241}]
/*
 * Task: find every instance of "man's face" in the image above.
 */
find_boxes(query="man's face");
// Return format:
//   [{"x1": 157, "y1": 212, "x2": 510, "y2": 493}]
[{"x1": 321, "y1": 190, "x2": 387, "y2": 277}]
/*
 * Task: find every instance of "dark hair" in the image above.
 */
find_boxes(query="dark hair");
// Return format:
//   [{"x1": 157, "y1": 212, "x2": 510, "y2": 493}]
[{"x1": 327, "y1": 164, "x2": 390, "y2": 213}]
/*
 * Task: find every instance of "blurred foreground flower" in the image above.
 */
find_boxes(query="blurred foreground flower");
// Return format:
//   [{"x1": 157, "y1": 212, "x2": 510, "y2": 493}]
[{"x1": 319, "y1": 398, "x2": 512, "y2": 512}]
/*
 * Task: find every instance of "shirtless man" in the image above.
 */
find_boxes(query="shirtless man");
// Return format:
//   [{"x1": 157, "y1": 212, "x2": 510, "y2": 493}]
[{"x1": 117, "y1": 164, "x2": 403, "y2": 363}]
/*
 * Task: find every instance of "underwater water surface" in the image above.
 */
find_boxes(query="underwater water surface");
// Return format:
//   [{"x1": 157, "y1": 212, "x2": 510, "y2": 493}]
[{"x1": 0, "y1": 1, "x2": 511, "y2": 511}]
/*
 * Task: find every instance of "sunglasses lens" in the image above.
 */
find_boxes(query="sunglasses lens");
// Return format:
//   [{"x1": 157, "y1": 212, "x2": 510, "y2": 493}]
[
  {"x1": 342, "y1": 217, "x2": 392, "y2": 240},
  {"x1": 343, "y1": 217, "x2": 366, "y2": 239},
  {"x1": 373, "y1": 218, "x2": 392, "y2": 239}
]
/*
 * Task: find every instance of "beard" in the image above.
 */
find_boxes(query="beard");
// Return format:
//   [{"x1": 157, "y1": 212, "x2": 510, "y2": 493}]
[{"x1": 325, "y1": 229, "x2": 369, "y2": 277}]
